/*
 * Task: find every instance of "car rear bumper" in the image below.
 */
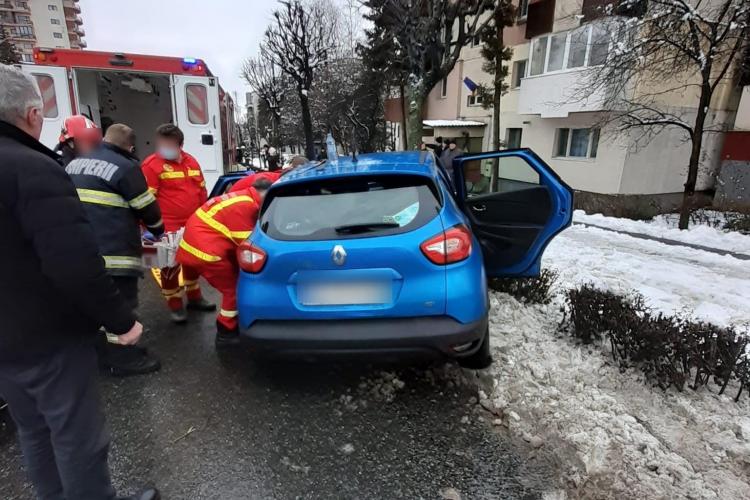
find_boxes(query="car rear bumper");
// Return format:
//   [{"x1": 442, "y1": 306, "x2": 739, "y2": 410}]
[{"x1": 240, "y1": 314, "x2": 488, "y2": 359}]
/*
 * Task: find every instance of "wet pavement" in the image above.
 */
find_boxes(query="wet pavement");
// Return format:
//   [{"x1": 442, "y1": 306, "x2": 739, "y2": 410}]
[{"x1": 1, "y1": 281, "x2": 557, "y2": 500}]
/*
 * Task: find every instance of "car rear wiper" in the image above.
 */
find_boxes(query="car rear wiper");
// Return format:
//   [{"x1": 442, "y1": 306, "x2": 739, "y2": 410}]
[{"x1": 334, "y1": 222, "x2": 400, "y2": 234}]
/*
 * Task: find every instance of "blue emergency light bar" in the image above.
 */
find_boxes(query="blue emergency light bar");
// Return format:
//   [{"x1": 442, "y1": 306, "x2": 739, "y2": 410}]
[{"x1": 183, "y1": 58, "x2": 198, "y2": 65}]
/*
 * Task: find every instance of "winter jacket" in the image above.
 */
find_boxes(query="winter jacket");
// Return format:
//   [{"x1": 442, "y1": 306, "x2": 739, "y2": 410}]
[
  {"x1": 440, "y1": 147, "x2": 463, "y2": 178},
  {"x1": 66, "y1": 143, "x2": 164, "y2": 276},
  {"x1": 141, "y1": 151, "x2": 208, "y2": 231},
  {"x1": 0, "y1": 121, "x2": 136, "y2": 361},
  {"x1": 176, "y1": 188, "x2": 262, "y2": 265}
]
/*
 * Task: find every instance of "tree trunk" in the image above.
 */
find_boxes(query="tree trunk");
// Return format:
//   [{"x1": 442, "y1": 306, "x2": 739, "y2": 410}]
[
  {"x1": 490, "y1": 25, "x2": 505, "y2": 188},
  {"x1": 399, "y1": 84, "x2": 408, "y2": 150},
  {"x1": 299, "y1": 89, "x2": 316, "y2": 160},
  {"x1": 405, "y1": 84, "x2": 426, "y2": 150},
  {"x1": 678, "y1": 87, "x2": 710, "y2": 230}
]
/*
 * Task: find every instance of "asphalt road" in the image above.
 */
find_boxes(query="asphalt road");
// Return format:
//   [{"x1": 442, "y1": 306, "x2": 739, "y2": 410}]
[{"x1": 0, "y1": 281, "x2": 558, "y2": 500}]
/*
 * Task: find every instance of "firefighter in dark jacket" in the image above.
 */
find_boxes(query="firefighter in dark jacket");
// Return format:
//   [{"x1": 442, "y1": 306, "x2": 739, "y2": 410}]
[
  {"x1": 0, "y1": 65, "x2": 158, "y2": 500},
  {"x1": 66, "y1": 123, "x2": 165, "y2": 376}
]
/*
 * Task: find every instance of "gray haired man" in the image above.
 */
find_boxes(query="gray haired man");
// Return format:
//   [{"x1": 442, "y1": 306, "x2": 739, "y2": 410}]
[{"x1": 0, "y1": 65, "x2": 159, "y2": 500}]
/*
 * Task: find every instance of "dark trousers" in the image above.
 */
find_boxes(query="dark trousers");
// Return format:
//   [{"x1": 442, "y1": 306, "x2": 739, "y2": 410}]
[
  {"x1": 0, "y1": 343, "x2": 116, "y2": 500},
  {"x1": 98, "y1": 276, "x2": 139, "y2": 362}
]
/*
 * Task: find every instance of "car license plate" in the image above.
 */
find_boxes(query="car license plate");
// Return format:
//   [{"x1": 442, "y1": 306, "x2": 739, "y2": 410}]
[{"x1": 300, "y1": 282, "x2": 390, "y2": 306}]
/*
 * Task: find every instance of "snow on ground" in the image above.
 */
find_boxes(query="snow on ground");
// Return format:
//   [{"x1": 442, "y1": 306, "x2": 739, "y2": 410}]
[
  {"x1": 573, "y1": 210, "x2": 750, "y2": 255},
  {"x1": 478, "y1": 222, "x2": 750, "y2": 499},
  {"x1": 544, "y1": 224, "x2": 750, "y2": 330},
  {"x1": 481, "y1": 292, "x2": 750, "y2": 500}
]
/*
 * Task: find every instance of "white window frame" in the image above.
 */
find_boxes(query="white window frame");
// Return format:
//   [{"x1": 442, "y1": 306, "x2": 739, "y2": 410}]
[
  {"x1": 467, "y1": 93, "x2": 483, "y2": 107},
  {"x1": 50, "y1": 18, "x2": 60, "y2": 24},
  {"x1": 553, "y1": 127, "x2": 601, "y2": 159},
  {"x1": 47, "y1": 4, "x2": 57, "y2": 10},
  {"x1": 512, "y1": 59, "x2": 527, "y2": 88},
  {"x1": 527, "y1": 23, "x2": 616, "y2": 77},
  {"x1": 52, "y1": 31, "x2": 63, "y2": 39}
]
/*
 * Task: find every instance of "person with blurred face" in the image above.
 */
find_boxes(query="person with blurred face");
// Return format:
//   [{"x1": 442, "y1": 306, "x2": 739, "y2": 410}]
[
  {"x1": 0, "y1": 64, "x2": 159, "y2": 500},
  {"x1": 55, "y1": 115, "x2": 102, "y2": 166},
  {"x1": 141, "y1": 124, "x2": 215, "y2": 323}
]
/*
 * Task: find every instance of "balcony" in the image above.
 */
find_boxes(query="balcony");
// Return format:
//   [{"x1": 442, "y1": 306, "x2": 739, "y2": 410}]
[
  {"x1": 75, "y1": 26, "x2": 85, "y2": 36},
  {"x1": 518, "y1": 69, "x2": 608, "y2": 117}
]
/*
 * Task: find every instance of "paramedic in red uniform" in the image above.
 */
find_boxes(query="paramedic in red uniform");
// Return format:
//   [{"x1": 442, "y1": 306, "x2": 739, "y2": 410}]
[
  {"x1": 175, "y1": 178, "x2": 272, "y2": 347},
  {"x1": 141, "y1": 124, "x2": 215, "y2": 322},
  {"x1": 227, "y1": 155, "x2": 307, "y2": 194}
]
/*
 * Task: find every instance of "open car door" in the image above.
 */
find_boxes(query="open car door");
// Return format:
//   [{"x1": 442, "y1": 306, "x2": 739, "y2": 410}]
[
  {"x1": 453, "y1": 149, "x2": 573, "y2": 277},
  {"x1": 20, "y1": 65, "x2": 72, "y2": 150}
]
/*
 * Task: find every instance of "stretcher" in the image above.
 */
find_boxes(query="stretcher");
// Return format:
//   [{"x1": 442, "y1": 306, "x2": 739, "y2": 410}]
[{"x1": 142, "y1": 229, "x2": 185, "y2": 286}]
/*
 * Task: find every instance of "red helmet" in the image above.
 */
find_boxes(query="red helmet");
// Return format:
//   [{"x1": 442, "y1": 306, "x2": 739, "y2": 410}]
[{"x1": 59, "y1": 115, "x2": 102, "y2": 145}]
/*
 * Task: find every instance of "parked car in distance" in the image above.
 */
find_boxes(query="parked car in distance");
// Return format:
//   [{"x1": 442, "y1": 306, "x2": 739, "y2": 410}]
[{"x1": 235, "y1": 149, "x2": 573, "y2": 367}]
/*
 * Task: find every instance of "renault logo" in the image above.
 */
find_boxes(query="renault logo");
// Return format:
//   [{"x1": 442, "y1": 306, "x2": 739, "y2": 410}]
[{"x1": 331, "y1": 245, "x2": 347, "y2": 266}]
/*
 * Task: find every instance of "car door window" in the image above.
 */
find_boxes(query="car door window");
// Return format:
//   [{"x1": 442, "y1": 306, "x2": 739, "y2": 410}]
[{"x1": 463, "y1": 157, "x2": 540, "y2": 198}]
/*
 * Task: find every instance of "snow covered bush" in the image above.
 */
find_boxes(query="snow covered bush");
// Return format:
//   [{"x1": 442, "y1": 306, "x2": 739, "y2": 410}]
[
  {"x1": 561, "y1": 285, "x2": 749, "y2": 401},
  {"x1": 488, "y1": 269, "x2": 558, "y2": 305},
  {"x1": 723, "y1": 212, "x2": 750, "y2": 235}
]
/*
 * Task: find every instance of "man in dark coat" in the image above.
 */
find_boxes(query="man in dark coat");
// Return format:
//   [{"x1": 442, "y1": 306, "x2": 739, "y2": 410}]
[
  {"x1": 66, "y1": 123, "x2": 165, "y2": 377},
  {"x1": 0, "y1": 65, "x2": 159, "y2": 500}
]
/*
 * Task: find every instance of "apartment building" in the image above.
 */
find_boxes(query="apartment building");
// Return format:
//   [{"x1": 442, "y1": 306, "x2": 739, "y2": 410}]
[
  {"x1": 0, "y1": 0, "x2": 85, "y2": 62},
  {"x1": 417, "y1": 0, "x2": 740, "y2": 196}
]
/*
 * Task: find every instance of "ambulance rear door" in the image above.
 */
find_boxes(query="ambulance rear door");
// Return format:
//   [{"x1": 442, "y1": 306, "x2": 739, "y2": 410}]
[
  {"x1": 173, "y1": 74, "x2": 223, "y2": 191},
  {"x1": 20, "y1": 65, "x2": 72, "y2": 150}
]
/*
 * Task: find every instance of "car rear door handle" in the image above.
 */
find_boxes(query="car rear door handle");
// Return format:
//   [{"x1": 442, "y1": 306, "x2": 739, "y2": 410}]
[{"x1": 472, "y1": 204, "x2": 487, "y2": 212}]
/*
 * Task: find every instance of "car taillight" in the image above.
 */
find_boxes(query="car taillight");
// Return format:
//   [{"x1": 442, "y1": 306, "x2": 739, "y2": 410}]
[
  {"x1": 420, "y1": 224, "x2": 472, "y2": 265},
  {"x1": 237, "y1": 241, "x2": 267, "y2": 273}
]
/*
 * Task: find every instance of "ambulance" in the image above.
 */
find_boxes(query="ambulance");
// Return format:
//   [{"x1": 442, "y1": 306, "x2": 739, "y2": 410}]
[{"x1": 22, "y1": 47, "x2": 239, "y2": 190}]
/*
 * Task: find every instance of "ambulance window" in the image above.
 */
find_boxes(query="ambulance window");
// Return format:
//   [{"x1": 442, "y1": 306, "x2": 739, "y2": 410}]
[
  {"x1": 33, "y1": 74, "x2": 58, "y2": 119},
  {"x1": 185, "y1": 84, "x2": 209, "y2": 125}
]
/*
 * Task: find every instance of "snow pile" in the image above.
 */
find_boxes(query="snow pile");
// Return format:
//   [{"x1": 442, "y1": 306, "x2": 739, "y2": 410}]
[
  {"x1": 480, "y1": 292, "x2": 750, "y2": 499},
  {"x1": 573, "y1": 210, "x2": 750, "y2": 254},
  {"x1": 543, "y1": 224, "x2": 750, "y2": 330}
]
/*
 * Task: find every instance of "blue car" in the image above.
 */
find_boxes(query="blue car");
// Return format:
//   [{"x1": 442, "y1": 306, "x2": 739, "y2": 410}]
[{"x1": 235, "y1": 149, "x2": 573, "y2": 367}]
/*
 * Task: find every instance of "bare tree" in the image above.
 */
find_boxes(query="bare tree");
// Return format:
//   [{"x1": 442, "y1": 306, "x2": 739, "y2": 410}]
[
  {"x1": 477, "y1": 0, "x2": 516, "y2": 152},
  {"x1": 264, "y1": 0, "x2": 336, "y2": 159},
  {"x1": 241, "y1": 46, "x2": 286, "y2": 147},
  {"x1": 362, "y1": 0, "x2": 495, "y2": 149},
  {"x1": 585, "y1": 0, "x2": 749, "y2": 229}
]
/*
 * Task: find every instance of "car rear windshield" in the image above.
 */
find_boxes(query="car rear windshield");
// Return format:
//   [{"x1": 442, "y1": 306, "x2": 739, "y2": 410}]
[{"x1": 260, "y1": 174, "x2": 441, "y2": 241}]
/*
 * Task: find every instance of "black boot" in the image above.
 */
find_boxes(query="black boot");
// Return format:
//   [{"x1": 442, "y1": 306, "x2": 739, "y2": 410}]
[
  {"x1": 170, "y1": 306, "x2": 188, "y2": 324},
  {"x1": 117, "y1": 487, "x2": 160, "y2": 500},
  {"x1": 187, "y1": 297, "x2": 216, "y2": 312},
  {"x1": 100, "y1": 343, "x2": 161, "y2": 377},
  {"x1": 215, "y1": 323, "x2": 241, "y2": 348}
]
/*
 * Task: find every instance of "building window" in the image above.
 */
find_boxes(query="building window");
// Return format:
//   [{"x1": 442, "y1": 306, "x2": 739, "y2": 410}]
[
  {"x1": 506, "y1": 128, "x2": 522, "y2": 149},
  {"x1": 16, "y1": 1, "x2": 28, "y2": 9},
  {"x1": 511, "y1": 60, "x2": 527, "y2": 88},
  {"x1": 16, "y1": 14, "x2": 30, "y2": 24},
  {"x1": 16, "y1": 25, "x2": 33, "y2": 37},
  {"x1": 554, "y1": 128, "x2": 600, "y2": 158},
  {"x1": 528, "y1": 23, "x2": 615, "y2": 76},
  {"x1": 48, "y1": 4, "x2": 57, "y2": 10},
  {"x1": 50, "y1": 18, "x2": 60, "y2": 24},
  {"x1": 529, "y1": 36, "x2": 548, "y2": 76},
  {"x1": 518, "y1": 0, "x2": 529, "y2": 19},
  {"x1": 33, "y1": 74, "x2": 58, "y2": 118},
  {"x1": 440, "y1": 77, "x2": 448, "y2": 98},
  {"x1": 470, "y1": 32, "x2": 482, "y2": 48},
  {"x1": 52, "y1": 32, "x2": 63, "y2": 39},
  {"x1": 185, "y1": 84, "x2": 209, "y2": 125},
  {"x1": 467, "y1": 93, "x2": 483, "y2": 107}
]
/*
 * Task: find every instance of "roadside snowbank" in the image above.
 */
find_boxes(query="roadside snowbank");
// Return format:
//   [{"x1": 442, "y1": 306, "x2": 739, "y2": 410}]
[
  {"x1": 573, "y1": 210, "x2": 750, "y2": 254},
  {"x1": 543, "y1": 225, "x2": 750, "y2": 330},
  {"x1": 481, "y1": 292, "x2": 750, "y2": 500}
]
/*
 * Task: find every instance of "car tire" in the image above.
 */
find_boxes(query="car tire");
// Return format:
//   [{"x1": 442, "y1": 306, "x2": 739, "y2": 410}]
[{"x1": 458, "y1": 325, "x2": 492, "y2": 370}]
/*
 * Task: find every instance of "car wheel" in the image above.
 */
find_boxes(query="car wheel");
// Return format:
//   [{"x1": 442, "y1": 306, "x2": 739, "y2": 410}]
[{"x1": 458, "y1": 325, "x2": 492, "y2": 370}]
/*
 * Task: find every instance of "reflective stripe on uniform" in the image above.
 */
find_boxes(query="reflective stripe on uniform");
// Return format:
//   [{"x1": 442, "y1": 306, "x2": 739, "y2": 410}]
[
  {"x1": 188, "y1": 169, "x2": 202, "y2": 177},
  {"x1": 76, "y1": 189, "x2": 129, "y2": 208},
  {"x1": 148, "y1": 187, "x2": 158, "y2": 195},
  {"x1": 129, "y1": 190, "x2": 157, "y2": 210},
  {"x1": 205, "y1": 195, "x2": 254, "y2": 217},
  {"x1": 219, "y1": 309, "x2": 238, "y2": 318},
  {"x1": 146, "y1": 218, "x2": 164, "y2": 230},
  {"x1": 184, "y1": 278, "x2": 200, "y2": 291},
  {"x1": 178, "y1": 239, "x2": 221, "y2": 262},
  {"x1": 159, "y1": 171, "x2": 186, "y2": 180},
  {"x1": 103, "y1": 255, "x2": 142, "y2": 270}
]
